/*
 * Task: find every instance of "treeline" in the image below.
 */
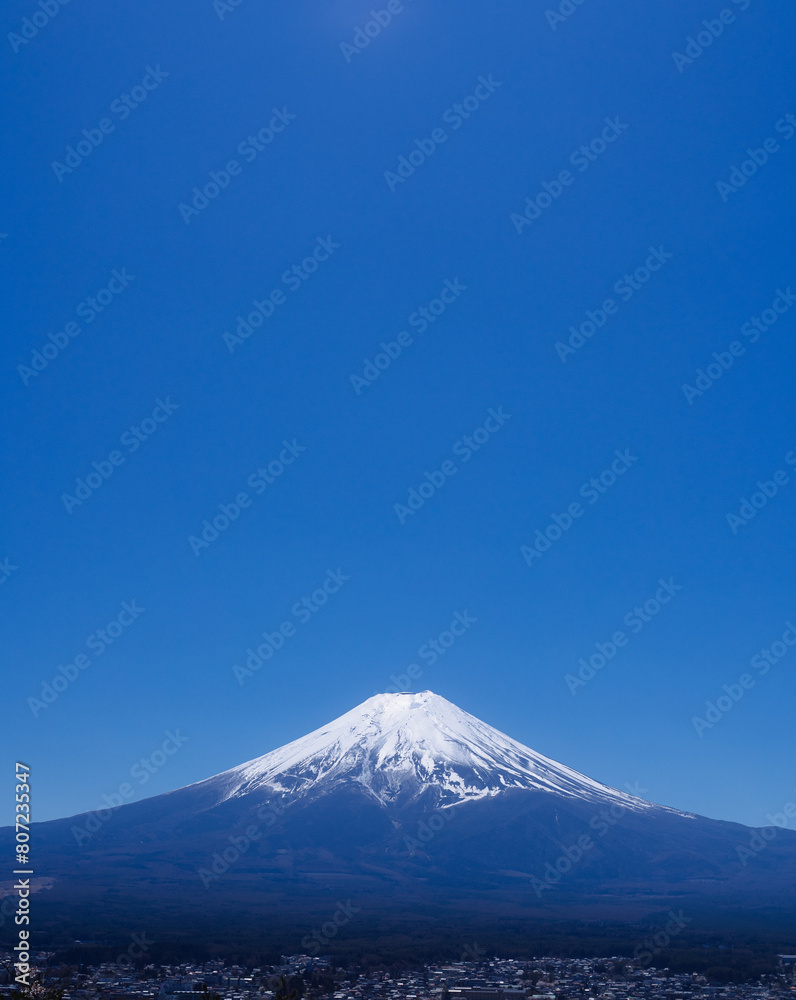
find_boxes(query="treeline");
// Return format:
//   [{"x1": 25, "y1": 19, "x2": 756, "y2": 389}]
[{"x1": 31, "y1": 901, "x2": 796, "y2": 985}]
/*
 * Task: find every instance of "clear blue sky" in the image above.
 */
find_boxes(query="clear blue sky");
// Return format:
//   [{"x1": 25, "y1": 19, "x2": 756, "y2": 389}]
[{"x1": 2, "y1": 0, "x2": 795, "y2": 827}]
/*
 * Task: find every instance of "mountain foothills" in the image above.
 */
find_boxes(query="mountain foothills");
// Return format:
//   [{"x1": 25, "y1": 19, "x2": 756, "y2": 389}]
[{"x1": 7, "y1": 692, "x2": 796, "y2": 955}]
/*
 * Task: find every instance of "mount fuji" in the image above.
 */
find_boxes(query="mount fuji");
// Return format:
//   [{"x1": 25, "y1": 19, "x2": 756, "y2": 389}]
[
  {"x1": 10, "y1": 691, "x2": 796, "y2": 951},
  {"x1": 185, "y1": 689, "x2": 665, "y2": 814}
]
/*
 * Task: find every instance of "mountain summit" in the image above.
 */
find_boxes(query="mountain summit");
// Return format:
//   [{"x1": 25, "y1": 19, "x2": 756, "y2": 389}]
[
  {"x1": 200, "y1": 690, "x2": 661, "y2": 814},
  {"x1": 9, "y1": 691, "x2": 796, "y2": 948}
]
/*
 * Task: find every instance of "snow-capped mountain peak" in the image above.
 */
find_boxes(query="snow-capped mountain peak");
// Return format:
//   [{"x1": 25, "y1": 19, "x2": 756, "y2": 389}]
[{"x1": 199, "y1": 690, "x2": 664, "y2": 814}]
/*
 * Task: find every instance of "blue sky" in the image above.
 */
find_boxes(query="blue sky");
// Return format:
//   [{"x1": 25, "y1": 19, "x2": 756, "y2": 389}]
[{"x1": 2, "y1": 0, "x2": 795, "y2": 827}]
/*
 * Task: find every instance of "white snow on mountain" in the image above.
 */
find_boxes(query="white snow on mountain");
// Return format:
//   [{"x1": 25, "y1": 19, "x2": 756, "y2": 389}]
[{"x1": 192, "y1": 691, "x2": 689, "y2": 817}]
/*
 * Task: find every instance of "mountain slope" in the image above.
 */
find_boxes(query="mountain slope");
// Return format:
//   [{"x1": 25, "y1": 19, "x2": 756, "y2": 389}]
[
  {"x1": 186, "y1": 690, "x2": 680, "y2": 815},
  {"x1": 6, "y1": 691, "x2": 796, "y2": 948}
]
